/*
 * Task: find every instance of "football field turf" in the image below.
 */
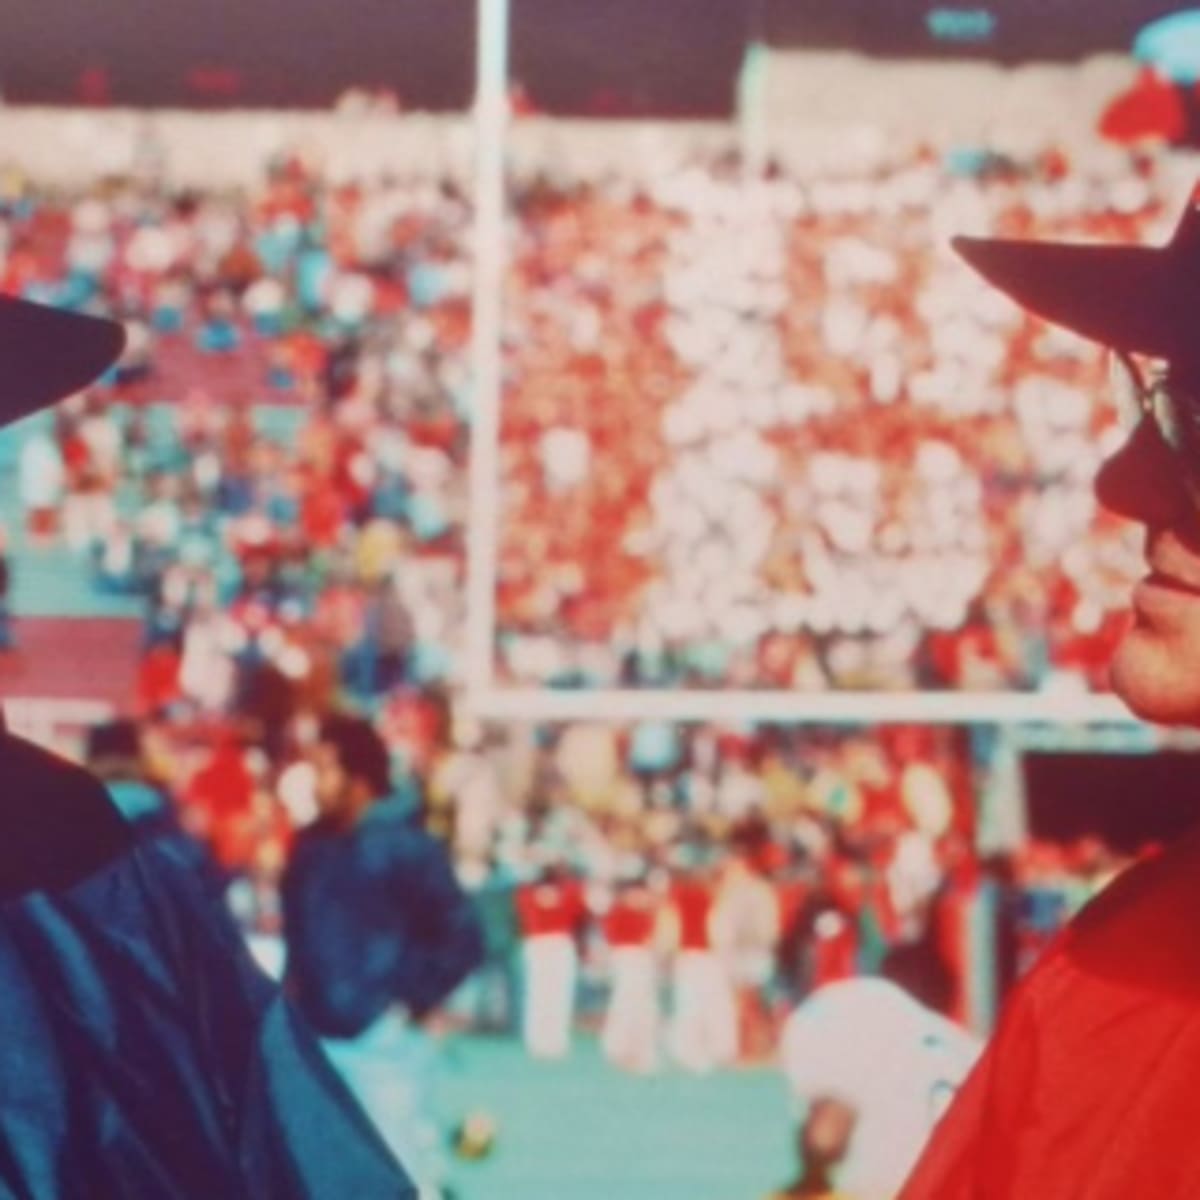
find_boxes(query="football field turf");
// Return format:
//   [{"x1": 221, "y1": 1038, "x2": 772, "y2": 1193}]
[{"x1": 440, "y1": 1036, "x2": 793, "y2": 1200}]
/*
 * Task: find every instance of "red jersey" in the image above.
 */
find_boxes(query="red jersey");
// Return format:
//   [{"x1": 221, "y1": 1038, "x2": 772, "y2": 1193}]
[
  {"x1": 212, "y1": 800, "x2": 293, "y2": 879},
  {"x1": 183, "y1": 740, "x2": 255, "y2": 868},
  {"x1": 61, "y1": 431, "x2": 92, "y2": 482},
  {"x1": 811, "y1": 914, "x2": 858, "y2": 988},
  {"x1": 300, "y1": 485, "x2": 346, "y2": 549},
  {"x1": 671, "y1": 879, "x2": 714, "y2": 951},
  {"x1": 604, "y1": 895, "x2": 656, "y2": 948},
  {"x1": 516, "y1": 879, "x2": 586, "y2": 939},
  {"x1": 135, "y1": 643, "x2": 182, "y2": 715},
  {"x1": 901, "y1": 827, "x2": 1200, "y2": 1199}
]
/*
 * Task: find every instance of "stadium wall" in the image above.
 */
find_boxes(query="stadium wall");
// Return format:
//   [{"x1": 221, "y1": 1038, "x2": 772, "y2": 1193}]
[
  {"x1": 0, "y1": 52, "x2": 1139, "y2": 188},
  {"x1": 761, "y1": 50, "x2": 1136, "y2": 153}
]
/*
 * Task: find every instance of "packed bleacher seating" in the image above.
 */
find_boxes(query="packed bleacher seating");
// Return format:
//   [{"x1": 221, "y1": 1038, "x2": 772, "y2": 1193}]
[
  {"x1": 0, "y1": 121, "x2": 1182, "y2": 1059},
  {"x1": 2, "y1": 137, "x2": 1180, "y2": 699}
]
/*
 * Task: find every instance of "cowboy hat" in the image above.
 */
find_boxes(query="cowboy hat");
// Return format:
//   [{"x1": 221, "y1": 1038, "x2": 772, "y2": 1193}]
[
  {"x1": 0, "y1": 294, "x2": 125, "y2": 428},
  {"x1": 953, "y1": 187, "x2": 1200, "y2": 363}
]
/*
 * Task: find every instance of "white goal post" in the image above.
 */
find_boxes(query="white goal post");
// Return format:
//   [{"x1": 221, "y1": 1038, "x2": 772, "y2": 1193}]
[
  {"x1": 465, "y1": 685, "x2": 1138, "y2": 727},
  {"x1": 461, "y1": 1, "x2": 1145, "y2": 731}
]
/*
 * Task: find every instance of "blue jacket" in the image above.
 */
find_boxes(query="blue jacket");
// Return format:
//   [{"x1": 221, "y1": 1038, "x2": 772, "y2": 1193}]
[
  {"x1": 282, "y1": 799, "x2": 484, "y2": 1039},
  {"x1": 0, "y1": 731, "x2": 412, "y2": 1199}
]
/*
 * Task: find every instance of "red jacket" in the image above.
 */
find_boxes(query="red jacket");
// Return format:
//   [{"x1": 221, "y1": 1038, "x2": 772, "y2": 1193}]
[
  {"x1": 516, "y1": 878, "x2": 585, "y2": 939},
  {"x1": 901, "y1": 826, "x2": 1200, "y2": 1198}
]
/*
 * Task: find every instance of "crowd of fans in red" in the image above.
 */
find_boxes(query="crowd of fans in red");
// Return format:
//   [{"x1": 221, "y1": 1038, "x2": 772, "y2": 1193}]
[
  {"x1": 0, "y1": 131, "x2": 1174, "y2": 1049},
  {"x1": 496, "y1": 145, "x2": 1170, "y2": 692},
  {"x1": 1, "y1": 137, "x2": 1175, "y2": 698}
]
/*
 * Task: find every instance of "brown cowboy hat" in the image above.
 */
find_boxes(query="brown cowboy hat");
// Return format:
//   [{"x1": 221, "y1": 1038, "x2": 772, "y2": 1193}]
[
  {"x1": 953, "y1": 187, "x2": 1200, "y2": 363},
  {"x1": 0, "y1": 294, "x2": 125, "y2": 429}
]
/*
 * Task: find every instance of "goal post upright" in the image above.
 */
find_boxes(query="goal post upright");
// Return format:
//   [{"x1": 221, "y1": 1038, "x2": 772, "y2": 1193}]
[{"x1": 465, "y1": 0, "x2": 511, "y2": 698}]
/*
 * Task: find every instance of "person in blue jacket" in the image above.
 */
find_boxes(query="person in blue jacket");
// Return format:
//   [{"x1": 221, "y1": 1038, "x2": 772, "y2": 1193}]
[
  {"x1": 282, "y1": 711, "x2": 485, "y2": 1199},
  {"x1": 0, "y1": 294, "x2": 412, "y2": 1198}
]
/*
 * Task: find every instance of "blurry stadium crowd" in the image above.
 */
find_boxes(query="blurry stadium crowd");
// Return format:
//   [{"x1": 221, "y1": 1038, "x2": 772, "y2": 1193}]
[
  {"x1": 3, "y1": 135, "x2": 1179, "y2": 696},
  {"x1": 499, "y1": 144, "x2": 1173, "y2": 691},
  {"x1": 0, "y1": 128, "x2": 1169, "y2": 1055},
  {"x1": 115, "y1": 708, "x2": 994, "y2": 1068}
]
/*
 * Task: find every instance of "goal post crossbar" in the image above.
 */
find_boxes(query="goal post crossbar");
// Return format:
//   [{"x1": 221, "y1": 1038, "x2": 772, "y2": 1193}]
[{"x1": 463, "y1": 686, "x2": 1141, "y2": 727}]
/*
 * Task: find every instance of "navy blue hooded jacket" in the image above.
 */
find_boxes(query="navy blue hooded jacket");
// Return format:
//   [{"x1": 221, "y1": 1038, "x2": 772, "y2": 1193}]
[
  {"x1": 282, "y1": 799, "x2": 484, "y2": 1039},
  {"x1": 0, "y1": 729, "x2": 412, "y2": 1199}
]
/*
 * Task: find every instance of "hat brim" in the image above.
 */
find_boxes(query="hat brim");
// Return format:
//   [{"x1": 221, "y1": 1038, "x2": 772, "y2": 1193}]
[
  {"x1": 0, "y1": 295, "x2": 126, "y2": 428},
  {"x1": 952, "y1": 235, "x2": 1190, "y2": 361}
]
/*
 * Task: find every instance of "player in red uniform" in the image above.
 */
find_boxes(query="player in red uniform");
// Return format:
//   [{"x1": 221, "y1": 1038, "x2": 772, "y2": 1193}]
[
  {"x1": 902, "y1": 186, "x2": 1200, "y2": 1198},
  {"x1": 515, "y1": 861, "x2": 587, "y2": 1058},
  {"x1": 600, "y1": 871, "x2": 662, "y2": 1073}
]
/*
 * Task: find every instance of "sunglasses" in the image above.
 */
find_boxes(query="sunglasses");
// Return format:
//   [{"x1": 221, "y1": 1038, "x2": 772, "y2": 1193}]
[{"x1": 1108, "y1": 349, "x2": 1200, "y2": 508}]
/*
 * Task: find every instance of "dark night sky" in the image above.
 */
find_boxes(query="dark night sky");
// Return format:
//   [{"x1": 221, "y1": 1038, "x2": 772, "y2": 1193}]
[{"x1": 0, "y1": 0, "x2": 1186, "y2": 113}]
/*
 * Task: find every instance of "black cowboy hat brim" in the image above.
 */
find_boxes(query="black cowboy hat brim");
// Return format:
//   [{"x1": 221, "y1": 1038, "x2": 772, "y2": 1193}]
[
  {"x1": 952, "y1": 235, "x2": 1191, "y2": 361},
  {"x1": 0, "y1": 295, "x2": 126, "y2": 428}
]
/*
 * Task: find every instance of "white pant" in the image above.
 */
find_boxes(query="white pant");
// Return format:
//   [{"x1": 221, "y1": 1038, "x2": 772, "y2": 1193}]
[
  {"x1": 668, "y1": 950, "x2": 738, "y2": 1074},
  {"x1": 62, "y1": 490, "x2": 115, "y2": 552},
  {"x1": 602, "y1": 946, "x2": 660, "y2": 1073},
  {"x1": 522, "y1": 934, "x2": 577, "y2": 1058}
]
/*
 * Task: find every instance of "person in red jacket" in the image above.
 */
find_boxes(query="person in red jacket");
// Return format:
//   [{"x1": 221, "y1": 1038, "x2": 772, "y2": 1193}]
[
  {"x1": 600, "y1": 871, "x2": 662, "y2": 1073},
  {"x1": 515, "y1": 860, "x2": 587, "y2": 1058},
  {"x1": 902, "y1": 185, "x2": 1200, "y2": 1198},
  {"x1": 181, "y1": 726, "x2": 256, "y2": 871}
]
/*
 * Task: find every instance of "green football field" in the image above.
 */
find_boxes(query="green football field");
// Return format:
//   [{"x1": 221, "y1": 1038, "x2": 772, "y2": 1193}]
[{"x1": 438, "y1": 1036, "x2": 795, "y2": 1200}]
